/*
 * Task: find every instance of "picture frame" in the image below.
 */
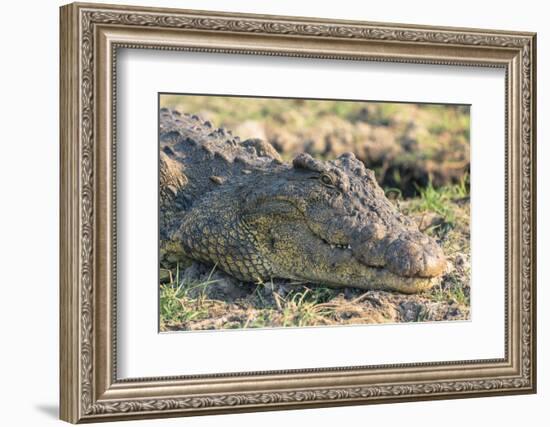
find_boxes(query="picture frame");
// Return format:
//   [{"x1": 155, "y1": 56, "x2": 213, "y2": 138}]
[{"x1": 59, "y1": 2, "x2": 537, "y2": 423}]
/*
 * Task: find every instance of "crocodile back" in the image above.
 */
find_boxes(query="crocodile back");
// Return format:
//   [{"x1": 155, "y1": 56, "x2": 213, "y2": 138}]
[{"x1": 159, "y1": 108, "x2": 282, "y2": 239}]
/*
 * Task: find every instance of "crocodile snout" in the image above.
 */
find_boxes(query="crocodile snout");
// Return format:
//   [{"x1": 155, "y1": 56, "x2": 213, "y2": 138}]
[
  {"x1": 383, "y1": 232, "x2": 447, "y2": 278},
  {"x1": 351, "y1": 227, "x2": 446, "y2": 279}
]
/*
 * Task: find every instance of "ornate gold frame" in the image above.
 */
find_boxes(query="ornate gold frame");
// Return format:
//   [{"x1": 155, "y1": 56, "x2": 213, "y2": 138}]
[{"x1": 59, "y1": 2, "x2": 537, "y2": 423}]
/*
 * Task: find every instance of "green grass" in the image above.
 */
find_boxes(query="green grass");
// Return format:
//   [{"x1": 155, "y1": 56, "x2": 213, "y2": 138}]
[
  {"x1": 159, "y1": 267, "x2": 341, "y2": 330},
  {"x1": 416, "y1": 181, "x2": 457, "y2": 225},
  {"x1": 423, "y1": 104, "x2": 470, "y2": 136},
  {"x1": 159, "y1": 264, "x2": 220, "y2": 330},
  {"x1": 160, "y1": 273, "x2": 349, "y2": 330},
  {"x1": 431, "y1": 270, "x2": 470, "y2": 306},
  {"x1": 254, "y1": 281, "x2": 340, "y2": 327},
  {"x1": 278, "y1": 288, "x2": 337, "y2": 327},
  {"x1": 407, "y1": 173, "x2": 469, "y2": 227}
]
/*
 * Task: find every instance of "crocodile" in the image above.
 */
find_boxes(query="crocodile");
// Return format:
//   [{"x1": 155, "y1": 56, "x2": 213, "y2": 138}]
[{"x1": 159, "y1": 108, "x2": 447, "y2": 293}]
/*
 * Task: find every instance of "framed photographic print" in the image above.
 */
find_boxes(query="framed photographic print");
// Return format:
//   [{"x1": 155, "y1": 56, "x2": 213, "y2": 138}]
[{"x1": 59, "y1": 2, "x2": 537, "y2": 423}]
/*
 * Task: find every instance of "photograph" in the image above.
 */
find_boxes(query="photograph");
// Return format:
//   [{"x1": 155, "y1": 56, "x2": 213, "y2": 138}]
[{"x1": 158, "y1": 94, "x2": 471, "y2": 332}]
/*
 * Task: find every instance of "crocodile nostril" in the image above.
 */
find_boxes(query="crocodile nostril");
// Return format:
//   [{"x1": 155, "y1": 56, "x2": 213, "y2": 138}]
[
  {"x1": 384, "y1": 234, "x2": 446, "y2": 278},
  {"x1": 419, "y1": 247, "x2": 447, "y2": 277}
]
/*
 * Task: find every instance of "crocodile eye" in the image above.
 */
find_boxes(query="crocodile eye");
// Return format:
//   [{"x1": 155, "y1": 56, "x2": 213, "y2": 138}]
[{"x1": 320, "y1": 173, "x2": 335, "y2": 187}]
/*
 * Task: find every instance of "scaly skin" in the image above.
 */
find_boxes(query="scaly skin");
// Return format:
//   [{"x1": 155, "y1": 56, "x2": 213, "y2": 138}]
[{"x1": 160, "y1": 108, "x2": 446, "y2": 293}]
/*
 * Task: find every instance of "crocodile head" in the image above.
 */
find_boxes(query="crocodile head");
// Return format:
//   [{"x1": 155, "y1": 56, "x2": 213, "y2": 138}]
[
  {"x1": 178, "y1": 152, "x2": 446, "y2": 293},
  {"x1": 237, "y1": 152, "x2": 447, "y2": 293}
]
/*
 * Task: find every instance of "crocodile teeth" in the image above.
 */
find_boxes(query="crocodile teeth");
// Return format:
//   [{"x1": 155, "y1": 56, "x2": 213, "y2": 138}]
[{"x1": 328, "y1": 243, "x2": 352, "y2": 250}]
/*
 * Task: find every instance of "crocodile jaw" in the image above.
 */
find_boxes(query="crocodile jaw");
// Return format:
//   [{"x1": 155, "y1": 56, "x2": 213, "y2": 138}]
[
  {"x1": 264, "y1": 221, "x2": 445, "y2": 293},
  {"x1": 287, "y1": 247, "x2": 441, "y2": 294}
]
